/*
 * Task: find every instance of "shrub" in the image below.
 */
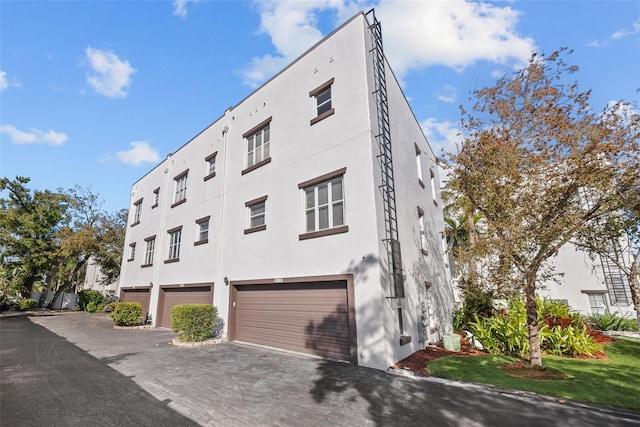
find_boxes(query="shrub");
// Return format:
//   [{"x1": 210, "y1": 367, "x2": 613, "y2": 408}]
[
  {"x1": 110, "y1": 302, "x2": 143, "y2": 326},
  {"x1": 17, "y1": 298, "x2": 37, "y2": 311},
  {"x1": 468, "y1": 297, "x2": 601, "y2": 358},
  {"x1": 171, "y1": 304, "x2": 218, "y2": 342},
  {"x1": 585, "y1": 313, "x2": 639, "y2": 332},
  {"x1": 78, "y1": 290, "x2": 106, "y2": 311}
]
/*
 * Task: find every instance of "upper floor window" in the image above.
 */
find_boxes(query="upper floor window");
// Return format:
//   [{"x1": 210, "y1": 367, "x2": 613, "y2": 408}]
[
  {"x1": 132, "y1": 198, "x2": 143, "y2": 226},
  {"x1": 298, "y1": 168, "x2": 348, "y2": 240},
  {"x1": 128, "y1": 243, "x2": 136, "y2": 261},
  {"x1": 152, "y1": 188, "x2": 160, "y2": 208},
  {"x1": 417, "y1": 206, "x2": 428, "y2": 256},
  {"x1": 430, "y1": 168, "x2": 438, "y2": 206},
  {"x1": 143, "y1": 236, "x2": 156, "y2": 266},
  {"x1": 309, "y1": 78, "x2": 335, "y2": 125},
  {"x1": 167, "y1": 226, "x2": 182, "y2": 262},
  {"x1": 415, "y1": 143, "x2": 425, "y2": 188},
  {"x1": 242, "y1": 117, "x2": 272, "y2": 175},
  {"x1": 172, "y1": 170, "x2": 189, "y2": 207},
  {"x1": 204, "y1": 152, "x2": 217, "y2": 181},
  {"x1": 244, "y1": 195, "x2": 268, "y2": 234},
  {"x1": 195, "y1": 216, "x2": 210, "y2": 245}
]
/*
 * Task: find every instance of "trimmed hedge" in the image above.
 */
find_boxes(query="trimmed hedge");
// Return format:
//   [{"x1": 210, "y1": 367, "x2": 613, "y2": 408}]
[
  {"x1": 17, "y1": 298, "x2": 37, "y2": 311},
  {"x1": 171, "y1": 304, "x2": 217, "y2": 342},
  {"x1": 78, "y1": 290, "x2": 109, "y2": 312},
  {"x1": 110, "y1": 302, "x2": 143, "y2": 326}
]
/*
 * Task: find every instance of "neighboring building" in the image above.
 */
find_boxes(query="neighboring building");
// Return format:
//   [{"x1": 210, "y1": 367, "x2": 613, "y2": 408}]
[
  {"x1": 81, "y1": 256, "x2": 118, "y2": 296},
  {"x1": 117, "y1": 10, "x2": 454, "y2": 370},
  {"x1": 540, "y1": 243, "x2": 636, "y2": 318}
]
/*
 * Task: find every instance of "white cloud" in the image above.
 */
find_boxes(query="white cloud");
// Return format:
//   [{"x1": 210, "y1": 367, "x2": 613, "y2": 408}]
[
  {"x1": 436, "y1": 85, "x2": 458, "y2": 104},
  {"x1": 85, "y1": 47, "x2": 137, "y2": 98},
  {"x1": 113, "y1": 141, "x2": 160, "y2": 165},
  {"x1": 0, "y1": 71, "x2": 7, "y2": 91},
  {"x1": 0, "y1": 124, "x2": 68, "y2": 145},
  {"x1": 421, "y1": 118, "x2": 463, "y2": 156},
  {"x1": 241, "y1": 0, "x2": 535, "y2": 87},
  {"x1": 173, "y1": 0, "x2": 200, "y2": 18},
  {"x1": 589, "y1": 18, "x2": 640, "y2": 47}
]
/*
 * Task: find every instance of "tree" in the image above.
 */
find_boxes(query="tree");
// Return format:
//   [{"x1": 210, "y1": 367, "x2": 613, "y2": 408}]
[
  {"x1": 447, "y1": 49, "x2": 640, "y2": 367},
  {"x1": 93, "y1": 208, "x2": 127, "y2": 286}
]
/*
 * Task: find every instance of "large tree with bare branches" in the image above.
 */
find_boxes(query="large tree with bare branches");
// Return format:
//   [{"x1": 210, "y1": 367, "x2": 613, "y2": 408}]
[{"x1": 447, "y1": 49, "x2": 640, "y2": 367}]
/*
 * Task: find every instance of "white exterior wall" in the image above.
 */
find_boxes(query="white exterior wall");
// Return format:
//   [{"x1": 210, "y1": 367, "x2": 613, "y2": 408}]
[
  {"x1": 539, "y1": 244, "x2": 636, "y2": 318},
  {"x1": 82, "y1": 256, "x2": 118, "y2": 295},
  {"x1": 117, "y1": 12, "x2": 453, "y2": 370}
]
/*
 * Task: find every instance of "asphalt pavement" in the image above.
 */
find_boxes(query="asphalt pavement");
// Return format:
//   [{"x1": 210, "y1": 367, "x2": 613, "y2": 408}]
[{"x1": 1, "y1": 312, "x2": 640, "y2": 427}]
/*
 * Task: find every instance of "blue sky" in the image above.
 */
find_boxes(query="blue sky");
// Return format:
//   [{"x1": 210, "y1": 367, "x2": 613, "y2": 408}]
[{"x1": 1, "y1": 0, "x2": 638, "y2": 213}]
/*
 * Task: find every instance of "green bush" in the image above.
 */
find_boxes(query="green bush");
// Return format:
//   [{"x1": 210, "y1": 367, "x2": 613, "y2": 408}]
[
  {"x1": 468, "y1": 297, "x2": 601, "y2": 358},
  {"x1": 585, "y1": 313, "x2": 639, "y2": 332},
  {"x1": 78, "y1": 290, "x2": 107, "y2": 311},
  {"x1": 110, "y1": 302, "x2": 143, "y2": 326},
  {"x1": 171, "y1": 304, "x2": 218, "y2": 342},
  {"x1": 17, "y1": 298, "x2": 37, "y2": 311}
]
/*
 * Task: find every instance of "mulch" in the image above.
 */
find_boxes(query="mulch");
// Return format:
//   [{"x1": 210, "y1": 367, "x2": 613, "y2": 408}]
[{"x1": 392, "y1": 330, "x2": 615, "y2": 376}]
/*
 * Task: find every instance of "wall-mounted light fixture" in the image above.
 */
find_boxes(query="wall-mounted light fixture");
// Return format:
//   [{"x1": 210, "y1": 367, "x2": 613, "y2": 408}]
[
  {"x1": 224, "y1": 277, "x2": 229, "y2": 286},
  {"x1": 149, "y1": 281, "x2": 153, "y2": 288}
]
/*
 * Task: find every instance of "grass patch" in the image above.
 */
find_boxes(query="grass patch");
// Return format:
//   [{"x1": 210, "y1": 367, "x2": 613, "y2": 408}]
[{"x1": 427, "y1": 337, "x2": 640, "y2": 410}]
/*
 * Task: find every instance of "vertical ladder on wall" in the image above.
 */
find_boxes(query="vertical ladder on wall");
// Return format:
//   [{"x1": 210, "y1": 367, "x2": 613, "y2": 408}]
[
  {"x1": 600, "y1": 252, "x2": 631, "y2": 305},
  {"x1": 366, "y1": 9, "x2": 404, "y2": 299}
]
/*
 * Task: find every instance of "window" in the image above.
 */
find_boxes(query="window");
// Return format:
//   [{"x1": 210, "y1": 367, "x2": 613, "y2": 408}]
[
  {"x1": 172, "y1": 170, "x2": 188, "y2": 207},
  {"x1": 195, "y1": 216, "x2": 210, "y2": 245},
  {"x1": 417, "y1": 206, "x2": 428, "y2": 256},
  {"x1": 128, "y1": 243, "x2": 136, "y2": 261},
  {"x1": 132, "y1": 198, "x2": 142, "y2": 226},
  {"x1": 588, "y1": 293, "x2": 609, "y2": 315},
  {"x1": 415, "y1": 144, "x2": 425, "y2": 188},
  {"x1": 244, "y1": 196, "x2": 267, "y2": 234},
  {"x1": 152, "y1": 188, "x2": 160, "y2": 208},
  {"x1": 242, "y1": 117, "x2": 272, "y2": 174},
  {"x1": 167, "y1": 226, "x2": 182, "y2": 262},
  {"x1": 143, "y1": 236, "x2": 156, "y2": 266},
  {"x1": 309, "y1": 78, "x2": 335, "y2": 125},
  {"x1": 204, "y1": 152, "x2": 217, "y2": 181},
  {"x1": 298, "y1": 168, "x2": 348, "y2": 240},
  {"x1": 430, "y1": 168, "x2": 438, "y2": 206}
]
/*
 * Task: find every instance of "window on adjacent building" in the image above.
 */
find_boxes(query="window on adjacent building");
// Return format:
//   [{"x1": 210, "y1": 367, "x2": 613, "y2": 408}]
[
  {"x1": 173, "y1": 170, "x2": 188, "y2": 207},
  {"x1": 309, "y1": 78, "x2": 335, "y2": 125},
  {"x1": 588, "y1": 293, "x2": 609, "y2": 315},
  {"x1": 298, "y1": 168, "x2": 348, "y2": 240},
  {"x1": 128, "y1": 243, "x2": 136, "y2": 261},
  {"x1": 204, "y1": 152, "x2": 217, "y2": 181},
  {"x1": 167, "y1": 227, "x2": 182, "y2": 261},
  {"x1": 132, "y1": 198, "x2": 143, "y2": 225},
  {"x1": 195, "y1": 216, "x2": 210, "y2": 245},
  {"x1": 152, "y1": 188, "x2": 160, "y2": 208},
  {"x1": 143, "y1": 236, "x2": 156, "y2": 266},
  {"x1": 244, "y1": 196, "x2": 268, "y2": 234},
  {"x1": 417, "y1": 207, "x2": 428, "y2": 256}
]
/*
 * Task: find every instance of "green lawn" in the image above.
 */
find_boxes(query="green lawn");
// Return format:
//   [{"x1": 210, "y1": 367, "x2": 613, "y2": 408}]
[{"x1": 427, "y1": 337, "x2": 640, "y2": 410}]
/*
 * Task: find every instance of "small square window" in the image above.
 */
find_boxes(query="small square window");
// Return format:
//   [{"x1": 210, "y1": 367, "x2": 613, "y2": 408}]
[
  {"x1": 204, "y1": 152, "x2": 217, "y2": 181},
  {"x1": 244, "y1": 196, "x2": 268, "y2": 234},
  {"x1": 195, "y1": 216, "x2": 210, "y2": 245},
  {"x1": 309, "y1": 78, "x2": 335, "y2": 125}
]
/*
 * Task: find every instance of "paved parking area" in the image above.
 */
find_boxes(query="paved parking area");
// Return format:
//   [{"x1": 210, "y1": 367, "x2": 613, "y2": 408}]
[{"x1": 3, "y1": 312, "x2": 640, "y2": 426}]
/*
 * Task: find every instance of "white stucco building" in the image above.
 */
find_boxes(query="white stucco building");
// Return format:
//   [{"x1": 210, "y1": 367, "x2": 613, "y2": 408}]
[{"x1": 117, "y1": 11, "x2": 454, "y2": 370}]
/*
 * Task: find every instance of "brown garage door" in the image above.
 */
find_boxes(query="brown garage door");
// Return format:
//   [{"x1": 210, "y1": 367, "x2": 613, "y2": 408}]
[
  {"x1": 231, "y1": 281, "x2": 351, "y2": 361},
  {"x1": 120, "y1": 288, "x2": 151, "y2": 318},
  {"x1": 157, "y1": 284, "x2": 213, "y2": 328}
]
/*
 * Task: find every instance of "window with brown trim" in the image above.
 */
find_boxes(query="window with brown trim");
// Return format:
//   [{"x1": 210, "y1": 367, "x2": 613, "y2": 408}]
[
  {"x1": 430, "y1": 168, "x2": 438, "y2": 206},
  {"x1": 309, "y1": 78, "x2": 335, "y2": 125},
  {"x1": 166, "y1": 226, "x2": 182, "y2": 262},
  {"x1": 195, "y1": 216, "x2": 210, "y2": 245},
  {"x1": 415, "y1": 143, "x2": 425, "y2": 188},
  {"x1": 152, "y1": 188, "x2": 160, "y2": 208},
  {"x1": 127, "y1": 243, "x2": 136, "y2": 261},
  {"x1": 417, "y1": 206, "x2": 428, "y2": 256},
  {"x1": 172, "y1": 169, "x2": 188, "y2": 208},
  {"x1": 242, "y1": 117, "x2": 272, "y2": 175},
  {"x1": 299, "y1": 168, "x2": 348, "y2": 240},
  {"x1": 204, "y1": 152, "x2": 217, "y2": 181},
  {"x1": 142, "y1": 235, "x2": 156, "y2": 267},
  {"x1": 244, "y1": 195, "x2": 267, "y2": 234},
  {"x1": 131, "y1": 198, "x2": 143, "y2": 226}
]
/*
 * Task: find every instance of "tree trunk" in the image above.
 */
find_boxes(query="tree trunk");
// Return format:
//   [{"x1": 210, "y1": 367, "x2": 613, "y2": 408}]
[
  {"x1": 525, "y1": 272, "x2": 542, "y2": 367},
  {"x1": 628, "y1": 258, "x2": 640, "y2": 331}
]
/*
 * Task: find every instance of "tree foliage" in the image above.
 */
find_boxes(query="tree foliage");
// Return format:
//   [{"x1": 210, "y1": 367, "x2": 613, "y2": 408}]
[
  {"x1": 0, "y1": 177, "x2": 126, "y2": 304},
  {"x1": 447, "y1": 49, "x2": 640, "y2": 366}
]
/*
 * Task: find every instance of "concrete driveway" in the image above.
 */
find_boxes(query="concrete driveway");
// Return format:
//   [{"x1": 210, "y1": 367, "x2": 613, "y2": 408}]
[{"x1": 2, "y1": 312, "x2": 640, "y2": 426}]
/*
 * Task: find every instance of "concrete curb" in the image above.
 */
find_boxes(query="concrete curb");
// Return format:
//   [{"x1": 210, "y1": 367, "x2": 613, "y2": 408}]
[
  {"x1": 114, "y1": 324, "x2": 152, "y2": 330},
  {"x1": 171, "y1": 337, "x2": 228, "y2": 348}
]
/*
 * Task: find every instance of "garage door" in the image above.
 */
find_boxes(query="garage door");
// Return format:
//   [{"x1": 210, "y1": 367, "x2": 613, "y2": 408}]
[
  {"x1": 231, "y1": 281, "x2": 352, "y2": 361},
  {"x1": 157, "y1": 285, "x2": 213, "y2": 328},
  {"x1": 120, "y1": 288, "x2": 151, "y2": 318}
]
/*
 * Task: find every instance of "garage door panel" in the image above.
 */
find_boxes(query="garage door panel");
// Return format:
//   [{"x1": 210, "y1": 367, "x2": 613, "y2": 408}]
[
  {"x1": 120, "y1": 289, "x2": 151, "y2": 318},
  {"x1": 233, "y1": 281, "x2": 351, "y2": 361},
  {"x1": 158, "y1": 286, "x2": 213, "y2": 328}
]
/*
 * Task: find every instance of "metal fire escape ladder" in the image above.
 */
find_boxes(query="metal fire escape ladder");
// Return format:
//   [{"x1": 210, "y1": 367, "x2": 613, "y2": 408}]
[
  {"x1": 600, "y1": 248, "x2": 631, "y2": 305},
  {"x1": 366, "y1": 9, "x2": 404, "y2": 300}
]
